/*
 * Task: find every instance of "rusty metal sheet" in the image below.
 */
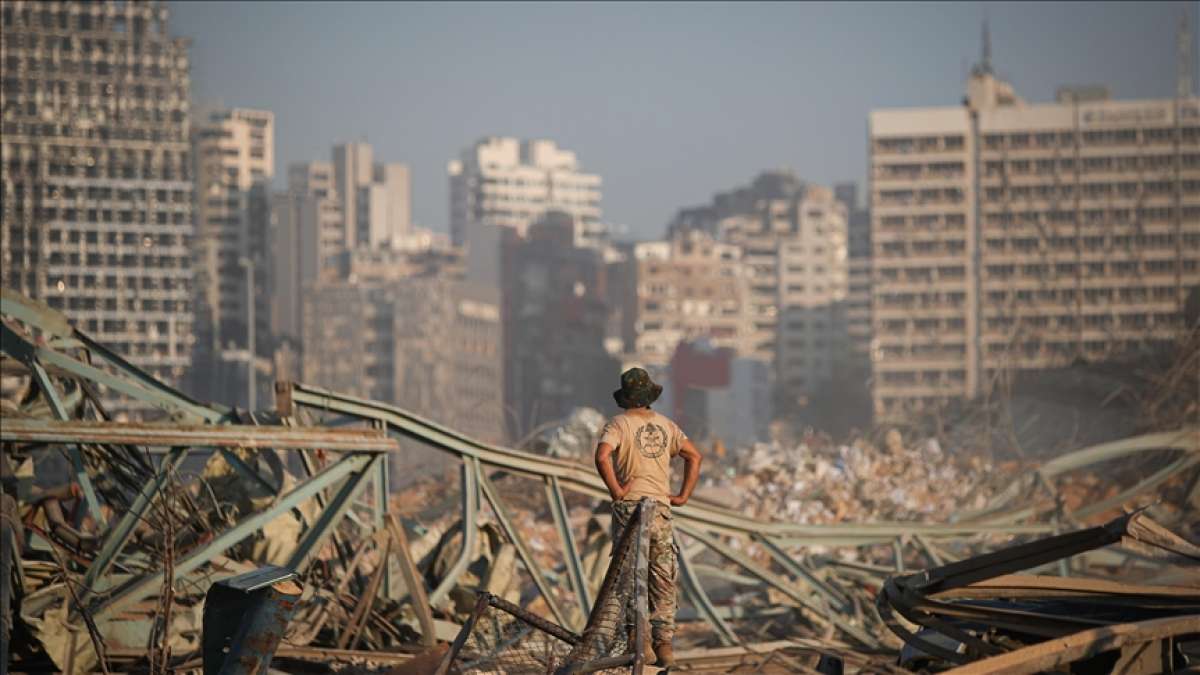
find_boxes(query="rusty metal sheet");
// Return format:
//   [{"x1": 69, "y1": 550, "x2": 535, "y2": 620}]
[
  {"x1": 202, "y1": 566, "x2": 304, "y2": 675},
  {"x1": 0, "y1": 418, "x2": 400, "y2": 452}
]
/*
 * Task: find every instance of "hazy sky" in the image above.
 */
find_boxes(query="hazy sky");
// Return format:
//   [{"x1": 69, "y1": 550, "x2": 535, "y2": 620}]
[{"x1": 172, "y1": 1, "x2": 1192, "y2": 239}]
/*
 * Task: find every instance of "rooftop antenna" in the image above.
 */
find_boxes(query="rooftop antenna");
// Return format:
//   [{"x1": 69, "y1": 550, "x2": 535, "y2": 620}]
[
  {"x1": 981, "y1": 16, "x2": 993, "y2": 75},
  {"x1": 971, "y1": 13, "x2": 994, "y2": 77},
  {"x1": 1179, "y1": 8, "x2": 1194, "y2": 98}
]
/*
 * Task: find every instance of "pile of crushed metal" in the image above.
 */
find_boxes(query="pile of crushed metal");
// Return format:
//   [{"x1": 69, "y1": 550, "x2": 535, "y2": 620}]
[
  {"x1": 877, "y1": 510, "x2": 1200, "y2": 673},
  {"x1": 2, "y1": 289, "x2": 1198, "y2": 674}
]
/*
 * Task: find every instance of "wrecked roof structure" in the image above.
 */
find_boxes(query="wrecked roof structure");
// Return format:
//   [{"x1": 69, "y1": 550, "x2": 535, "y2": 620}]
[{"x1": 2, "y1": 287, "x2": 1198, "y2": 673}]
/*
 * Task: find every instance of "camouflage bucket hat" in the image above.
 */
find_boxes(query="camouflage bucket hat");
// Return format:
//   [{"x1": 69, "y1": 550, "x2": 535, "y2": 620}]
[{"x1": 613, "y1": 367, "x2": 663, "y2": 409}]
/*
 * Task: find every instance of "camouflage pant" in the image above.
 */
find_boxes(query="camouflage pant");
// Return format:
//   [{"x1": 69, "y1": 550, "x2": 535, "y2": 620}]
[{"x1": 611, "y1": 500, "x2": 677, "y2": 644}]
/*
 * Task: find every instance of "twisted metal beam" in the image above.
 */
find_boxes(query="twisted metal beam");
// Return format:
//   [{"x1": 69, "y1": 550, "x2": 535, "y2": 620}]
[{"x1": 4, "y1": 291, "x2": 1195, "y2": 656}]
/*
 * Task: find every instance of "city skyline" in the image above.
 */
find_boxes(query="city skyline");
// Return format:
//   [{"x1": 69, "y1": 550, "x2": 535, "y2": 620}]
[
  {"x1": 173, "y1": 1, "x2": 1188, "y2": 239},
  {"x1": 1, "y1": 5, "x2": 1196, "y2": 669}
]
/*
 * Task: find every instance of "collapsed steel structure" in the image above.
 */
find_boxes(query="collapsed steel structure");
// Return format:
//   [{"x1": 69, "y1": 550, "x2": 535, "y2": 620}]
[
  {"x1": 2, "y1": 288, "x2": 1198, "y2": 672},
  {"x1": 877, "y1": 511, "x2": 1200, "y2": 673}
]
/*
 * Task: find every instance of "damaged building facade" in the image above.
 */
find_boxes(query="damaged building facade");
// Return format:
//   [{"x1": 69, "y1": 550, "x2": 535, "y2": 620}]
[
  {"x1": 0, "y1": 0, "x2": 195, "y2": 407},
  {"x1": 301, "y1": 245, "x2": 506, "y2": 446},
  {"x1": 869, "y1": 53, "x2": 1200, "y2": 419}
]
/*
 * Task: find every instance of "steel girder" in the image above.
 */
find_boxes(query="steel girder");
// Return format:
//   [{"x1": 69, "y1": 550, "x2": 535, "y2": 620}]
[
  {"x1": 1, "y1": 292, "x2": 405, "y2": 663},
  {"x1": 5, "y1": 289, "x2": 1197, "y2": 658},
  {"x1": 281, "y1": 380, "x2": 1199, "y2": 649},
  {"x1": 0, "y1": 418, "x2": 401, "y2": 452},
  {"x1": 93, "y1": 452, "x2": 376, "y2": 618}
]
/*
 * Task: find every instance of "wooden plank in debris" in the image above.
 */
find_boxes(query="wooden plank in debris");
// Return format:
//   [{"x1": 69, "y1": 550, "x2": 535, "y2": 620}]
[
  {"x1": 338, "y1": 536, "x2": 390, "y2": 650},
  {"x1": 272, "y1": 644, "x2": 418, "y2": 665},
  {"x1": 934, "y1": 574, "x2": 1200, "y2": 601},
  {"x1": 387, "y1": 514, "x2": 437, "y2": 648},
  {"x1": 941, "y1": 614, "x2": 1200, "y2": 675}
]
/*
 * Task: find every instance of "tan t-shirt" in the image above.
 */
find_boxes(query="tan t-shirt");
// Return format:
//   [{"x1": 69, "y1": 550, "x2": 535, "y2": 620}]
[{"x1": 598, "y1": 410, "x2": 688, "y2": 505}]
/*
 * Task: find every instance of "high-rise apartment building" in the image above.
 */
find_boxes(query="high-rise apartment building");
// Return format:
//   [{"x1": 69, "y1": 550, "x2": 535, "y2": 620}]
[
  {"x1": 835, "y1": 182, "x2": 873, "y2": 368},
  {"x1": 270, "y1": 161, "x2": 344, "y2": 341},
  {"x1": 668, "y1": 172, "x2": 850, "y2": 401},
  {"x1": 764, "y1": 185, "x2": 850, "y2": 394},
  {"x1": 1, "y1": 1, "x2": 195, "y2": 400},
  {"x1": 502, "y1": 213, "x2": 618, "y2": 438},
  {"x1": 287, "y1": 160, "x2": 345, "y2": 267},
  {"x1": 333, "y1": 142, "x2": 411, "y2": 249},
  {"x1": 832, "y1": 182, "x2": 875, "y2": 427},
  {"x1": 625, "y1": 230, "x2": 752, "y2": 367},
  {"x1": 302, "y1": 276, "x2": 504, "y2": 444},
  {"x1": 868, "y1": 54, "x2": 1200, "y2": 418},
  {"x1": 191, "y1": 108, "x2": 273, "y2": 379},
  {"x1": 448, "y1": 137, "x2": 602, "y2": 248},
  {"x1": 271, "y1": 143, "x2": 409, "y2": 345},
  {"x1": 668, "y1": 171, "x2": 803, "y2": 362}
]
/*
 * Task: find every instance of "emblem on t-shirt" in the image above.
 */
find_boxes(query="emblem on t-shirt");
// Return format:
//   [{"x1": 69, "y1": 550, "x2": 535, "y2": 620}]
[{"x1": 635, "y1": 422, "x2": 668, "y2": 459}]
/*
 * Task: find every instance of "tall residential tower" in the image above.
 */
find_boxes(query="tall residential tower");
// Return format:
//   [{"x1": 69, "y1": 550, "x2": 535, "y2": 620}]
[
  {"x1": 1, "y1": 0, "x2": 195, "y2": 401},
  {"x1": 190, "y1": 108, "x2": 274, "y2": 387},
  {"x1": 333, "y1": 142, "x2": 411, "y2": 250},
  {"x1": 868, "y1": 35, "x2": 1200, "y2": 418}
]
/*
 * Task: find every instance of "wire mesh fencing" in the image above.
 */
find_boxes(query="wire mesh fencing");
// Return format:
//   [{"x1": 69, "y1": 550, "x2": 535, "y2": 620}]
[{"x1": 437, "y1": 499, "x2": 655, "y2": 675}]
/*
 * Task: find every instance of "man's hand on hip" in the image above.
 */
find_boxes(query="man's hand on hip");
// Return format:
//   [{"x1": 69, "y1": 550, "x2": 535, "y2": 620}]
[
  {"x1": 610, "y1": 483, "x2": 631, "y2": 501},
  {"x1": 670, "y1": 439, "x2": 703, "y2": 509}
]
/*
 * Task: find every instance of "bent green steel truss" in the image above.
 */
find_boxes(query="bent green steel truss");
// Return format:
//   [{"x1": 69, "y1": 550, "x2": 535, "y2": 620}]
[{"x1": 2, "y1": 289, "x2": 1196, "y2": 658}]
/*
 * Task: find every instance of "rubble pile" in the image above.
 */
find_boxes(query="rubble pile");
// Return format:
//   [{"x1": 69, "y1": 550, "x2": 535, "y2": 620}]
[
  {"x1": 721, "y1": 432, "x2": 1010, "y2": 525},
  {"x1": 527, "y1": 409, "x2": 1016, "y2": 528},
  {"x1": 521, "y1": 407, "x2": 607, "y2": 459}
]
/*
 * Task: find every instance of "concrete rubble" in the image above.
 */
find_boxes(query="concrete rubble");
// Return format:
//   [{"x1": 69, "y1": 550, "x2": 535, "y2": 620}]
[{"x1": 725, "y1": 434, "x2": 1001, "y2": 526}]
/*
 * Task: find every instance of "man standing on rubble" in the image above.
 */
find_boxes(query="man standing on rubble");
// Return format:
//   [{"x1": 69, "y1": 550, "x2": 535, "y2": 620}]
[{"x1": 594, "y1": 367, "x2": 702, "y2": 668}]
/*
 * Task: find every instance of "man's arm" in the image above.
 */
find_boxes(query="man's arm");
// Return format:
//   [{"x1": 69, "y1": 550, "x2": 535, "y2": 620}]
[
  {"x1": 670, "y1": 439, "x2": 703, "y2": 507},
  {"x1": 594, "y1": 442, "x2": 628, "y2": 502}
]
